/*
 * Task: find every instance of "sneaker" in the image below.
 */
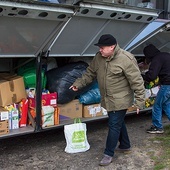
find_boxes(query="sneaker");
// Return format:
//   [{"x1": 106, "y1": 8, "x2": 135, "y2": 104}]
[
  {"x1": 99, "y1": 154, "x2": 112, "y2": 166},
  {"x1": 115, "y1": 147, "x2": 131, "y2": 153},
  {"x1": 146, "y1": 125, "x2": 164, "y2": 134}
]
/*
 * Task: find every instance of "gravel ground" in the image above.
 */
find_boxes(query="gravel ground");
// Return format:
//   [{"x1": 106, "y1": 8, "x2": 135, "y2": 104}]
[{"x1": 0, "y1": 112, "x2": 169, "y2": 170}]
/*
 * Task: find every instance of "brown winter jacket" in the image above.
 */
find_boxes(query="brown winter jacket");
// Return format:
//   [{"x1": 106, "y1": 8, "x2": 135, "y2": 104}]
[{"x1": 73, "y1": 44, "x2": 145, "y2": 111}]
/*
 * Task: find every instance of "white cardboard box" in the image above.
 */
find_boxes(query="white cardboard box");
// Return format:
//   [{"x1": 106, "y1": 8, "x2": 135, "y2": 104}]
[
  {"x1": 0, "y1": 107, "x2": 9, "y2": 121},
  {"x1": 11, "y1": 110, "x2": 19, "y2": 129}
]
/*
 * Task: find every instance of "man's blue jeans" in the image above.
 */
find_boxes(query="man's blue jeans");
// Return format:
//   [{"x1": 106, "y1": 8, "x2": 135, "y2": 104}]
[
  {"x1": 104, "y1": 109, "x2": 131, "y2": 157},
  {"x1": 152, "y1": 85, "x2": 170, "y2": 129}
]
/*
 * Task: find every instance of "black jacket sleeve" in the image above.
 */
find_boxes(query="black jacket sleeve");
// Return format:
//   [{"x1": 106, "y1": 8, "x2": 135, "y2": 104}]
[{"x1": 142, "y1": 56, "x2": 161, "y2": 82}]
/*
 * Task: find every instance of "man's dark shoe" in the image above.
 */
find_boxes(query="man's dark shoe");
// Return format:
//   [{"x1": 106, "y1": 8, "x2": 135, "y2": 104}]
[
  {"x1": 99, "y1": 154, "x2": 112, "y2": 166},
  {"x1": 146, "y1": 125, "x2": 164, "y2": 134},
  {"x1": 115, "y1": 147, "x2": 131, "y2": 153}
]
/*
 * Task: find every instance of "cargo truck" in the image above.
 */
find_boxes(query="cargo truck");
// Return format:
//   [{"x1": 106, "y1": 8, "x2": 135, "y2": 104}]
[{"x1": 0, "y1": 0, "x2": 169, "y2": 138}]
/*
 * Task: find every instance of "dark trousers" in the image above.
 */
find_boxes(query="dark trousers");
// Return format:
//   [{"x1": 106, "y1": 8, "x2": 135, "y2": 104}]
[{"x1": 104, "y1": 109, "x2": 131, "y2": 157}]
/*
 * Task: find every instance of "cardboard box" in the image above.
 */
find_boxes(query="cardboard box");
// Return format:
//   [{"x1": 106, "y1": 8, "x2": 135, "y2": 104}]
[
  {"x1": 83, "y1": 103, "x2": 105, "y2": 118},
  {"x1": 0, "y1": 120, "x2": 9, "y2": 136},
  {"x1": 42, "y1": 106, "x2": 54, "y2": 127},
  {"x1": 28, "y1": 92, "x2": 57, "y2": 109},
  {"x1": 0, "y1": 74, "x2": 26, "y2": 106},
  {"x1": 0, "y1": 107, "x2": 9, "y2": 121},
  {"x1": 11, "y1": 109, "x2": 19, "y2": 129},
  {"x1": 28, "y1": 109, "x2": 36, "y2": 128},
  {"x1": 58, "y1": 100, "x2": 82, "y2": 120},
  {"x1": 28, "y1": 106, "x2": 59, "y2": 128},
  {"x1": 54, "y1": 107, "x2": 59, "y2": 125}
]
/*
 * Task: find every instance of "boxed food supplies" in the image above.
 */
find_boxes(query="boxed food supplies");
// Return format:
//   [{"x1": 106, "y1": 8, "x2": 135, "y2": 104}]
[
  {"x1": 29, "y1": 106, "x2": 59, "y2": 128},
  {"x1": 11, "y1": 109, "x2": 19, "y2": 129},
  {"x1": 58, "y1": 100, "x2": 82, "y2": 120},
  {"x1": 42, "y1": 106, "x2": 54, "y2": 127},
  {"x1": 0, "y1": 107, "x2": 9, "y2": 121},
  {"x1": 54, "y1": 107, "x2": 59, "y2": 125},
  {"x1": 83, "y1": 103, "x2": 107, "y2": 118},
  {"x1": 28, "y1": 109, "x2": 36, "y2": 128},
  {"x1": 0, "y1": 120, "x2": 9, "y2": 136},
  {"x1": 28, "y1": 92, "x2": 57, "y2": 109},
  {"x1": 0, "y1": 73, "x2": 26, "y2": 106},
  {"x1": 4, "y1": 105, "x2": 19, "y2": 130},
  {"x1": 19, "y1": 99, "x2": 28, "y2": 128}
]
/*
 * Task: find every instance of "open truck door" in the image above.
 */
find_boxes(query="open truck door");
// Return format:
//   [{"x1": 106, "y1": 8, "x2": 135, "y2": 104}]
[
  {"x1": 126, "y1": 19, "x2": 170, "y2": 54},
  {"x1": 0, "y1": 0, "x2": 159, "y2": 138}
]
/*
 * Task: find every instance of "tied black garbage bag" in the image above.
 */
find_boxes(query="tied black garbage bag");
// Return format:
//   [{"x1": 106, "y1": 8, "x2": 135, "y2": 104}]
[{"x1": 46, "y1": 61, "x2": 95, "y2": 104}]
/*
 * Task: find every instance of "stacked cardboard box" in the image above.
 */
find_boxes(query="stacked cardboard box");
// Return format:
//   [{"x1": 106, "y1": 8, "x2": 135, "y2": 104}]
[
  {"x1": 0, "y1": 107, "x2": 9, "y2": 136},
  {"x1": 28, "y1": 92, "x2": 57, "y2": 109},
  {"x1": 58, "y1": 99, "x2": 82, "y2": 120},
  {"x1": 58, "y1": 101, "x2": 108, "y2": 120},
  {"x1": 0, "y1": 120, "x2": 9, "y2": 136},
  {"x1": 83, "y1": 103, "x2": 107, "y2": 118},
  {"x1": 0, "y1": 73, "x2": 26, "y2": 107},
  {"x1": 28, "y1": 92, "x2": 59, "y2": 127}
]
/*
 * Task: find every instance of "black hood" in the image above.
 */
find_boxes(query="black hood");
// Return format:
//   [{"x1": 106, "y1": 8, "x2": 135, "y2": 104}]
[
  {"x1": 143, "y1": 44, "x2": 160, "y2": 57},
  {"x1": 143, "y1": 44, "x2": 160, "y2": 63}
]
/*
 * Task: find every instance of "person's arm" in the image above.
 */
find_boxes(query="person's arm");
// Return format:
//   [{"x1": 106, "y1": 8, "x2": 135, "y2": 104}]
[
  {"x1": 69, "y1": 85, "x2": 78, "y2": 91},
  {"x1": 124, "y1": 57, "x2": 145, "y2": 111},
  {"x1": 143, "y1": 57, "x2": 161, "y2": 82}
]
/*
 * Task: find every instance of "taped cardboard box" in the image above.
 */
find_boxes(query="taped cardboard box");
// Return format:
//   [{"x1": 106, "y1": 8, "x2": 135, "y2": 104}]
[
  {"x1": 0, "y1": 74, "x2": 26, "y2": 106},
  {"x1": 0, "y1": 120, "x2": 9, "y2": 136},
  {"x1": 58, "y1": 99, "x2": 82, "y2": 120},
  {"x1": 83, "y1": 103, "x2": 107, "y2": 118}
]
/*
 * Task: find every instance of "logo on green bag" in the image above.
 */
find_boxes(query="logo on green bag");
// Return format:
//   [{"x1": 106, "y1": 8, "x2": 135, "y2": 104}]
[{"x1": 72, "y1": 130, "x2": 85, "y2": 143}]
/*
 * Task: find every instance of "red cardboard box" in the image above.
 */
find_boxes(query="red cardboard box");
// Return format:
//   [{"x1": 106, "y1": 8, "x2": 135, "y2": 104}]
[{"x1": 29, "y1": 92, "x2": 57, "y2": 109}]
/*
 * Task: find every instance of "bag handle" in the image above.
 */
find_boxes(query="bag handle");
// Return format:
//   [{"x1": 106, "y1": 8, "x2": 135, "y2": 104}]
[{"x1": 74, "y1": 118, "x2": 81, "y2": 124}]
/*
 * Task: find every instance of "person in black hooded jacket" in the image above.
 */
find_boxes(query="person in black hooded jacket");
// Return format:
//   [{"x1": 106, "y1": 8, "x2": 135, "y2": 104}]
[{"x1": 142, "y1": 44, "x2": 170, "y2": 134}]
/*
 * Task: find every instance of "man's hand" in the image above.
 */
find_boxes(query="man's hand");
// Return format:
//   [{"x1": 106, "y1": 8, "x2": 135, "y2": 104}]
[
  {"x1": 69, "y1": 85, "x2": 78, "y2": 91},
  {"x1": 136, "y1": 108, "x2": 140, "y2": 114}
]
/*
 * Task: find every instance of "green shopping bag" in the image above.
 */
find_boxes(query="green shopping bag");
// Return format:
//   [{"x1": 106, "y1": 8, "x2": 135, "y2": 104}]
[{"x1": 64, "y1": 118, "x2": 90, "y2": 153}]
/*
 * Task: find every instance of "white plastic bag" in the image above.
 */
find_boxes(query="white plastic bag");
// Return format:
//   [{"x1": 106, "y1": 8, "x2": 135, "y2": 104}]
[{"x1": 64, "y1": 118, "x2": 90, "y2": 153}]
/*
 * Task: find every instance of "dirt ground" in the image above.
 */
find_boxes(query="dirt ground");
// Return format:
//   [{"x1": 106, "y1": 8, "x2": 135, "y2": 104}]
[{"x1": 0, "y1": 112, "x2": 170, "y2": 170}]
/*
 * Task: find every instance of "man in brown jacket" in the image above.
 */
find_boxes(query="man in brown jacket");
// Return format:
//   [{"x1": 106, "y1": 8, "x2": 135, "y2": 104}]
[{"x1": 70, "y1": 34, "x2": 145, "y2": 166}]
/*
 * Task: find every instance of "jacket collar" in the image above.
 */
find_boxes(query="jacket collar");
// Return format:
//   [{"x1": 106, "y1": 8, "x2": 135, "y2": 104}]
[{"x1": 106, "y1": 44, "x2": 120, "y2": 61}]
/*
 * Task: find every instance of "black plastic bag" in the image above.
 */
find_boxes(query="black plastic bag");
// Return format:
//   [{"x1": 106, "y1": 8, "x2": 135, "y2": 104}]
[{"x1": 46, "y1": 61, "x2": 95, "y2": 104}]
